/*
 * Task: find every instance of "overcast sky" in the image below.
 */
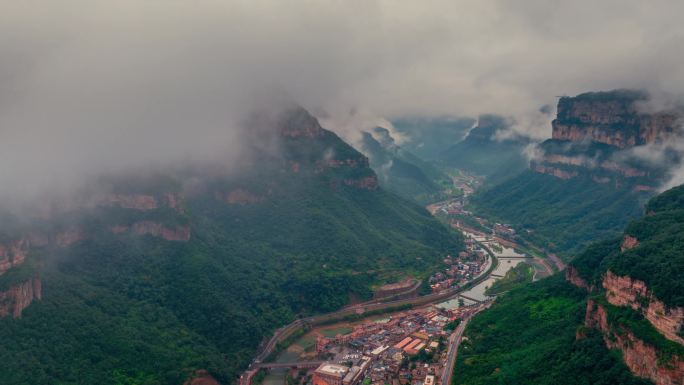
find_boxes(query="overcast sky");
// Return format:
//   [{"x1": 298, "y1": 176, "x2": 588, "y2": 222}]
[{"x1": 1, "y1": 0, "x2": 684, "y2": 204}]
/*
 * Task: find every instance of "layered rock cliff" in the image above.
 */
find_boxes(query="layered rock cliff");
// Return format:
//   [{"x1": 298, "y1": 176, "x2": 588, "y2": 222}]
[
  {"x1": 585, "y1": 299, "x2": 683, "y2": 385},
  {"x1": 277, "y1": 107, "x2": 380, "y2": 190},
  {"x1": 563, "y1": 183, "x2": 684, "y2": 384},
  {"x1": 569, "y1": 273, "x2": 684, "y2": 385},
  {"x1": 0, "y1": 277, "x2": 41, "y2": 318},
  {"x1": 532, "y1": 90, "x2": 681, "y2": 188},
  {"x1": 565, "y1": 266, "x2": 591, "y2": 291},
  {"x1": 603, "y1": 271, "x2": 684, "y2": 345},
  {"x1": 553, "y1": 90, "x2": 679, "y2": 148}
]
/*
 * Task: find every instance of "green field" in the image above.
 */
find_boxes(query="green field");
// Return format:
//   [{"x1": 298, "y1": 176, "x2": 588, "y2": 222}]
[{"x1": 320, "y1": 326, "x2": 354, "y2": 338}]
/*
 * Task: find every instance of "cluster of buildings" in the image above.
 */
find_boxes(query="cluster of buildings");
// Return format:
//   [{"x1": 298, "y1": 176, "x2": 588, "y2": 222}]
[
  {"x1": 428, "y1": 243, "x2": 487, "y2": 292},
  {"x1": 452, "y1": 173, "x2": 480, "y2": 198},
  {"x1": 492, "y1": 223, "x2": 516, "y2": 237},
  {"x1": 436, "y1": 199, "x2": 469, "y2": 217},
  {"x1": 312, "y1": 307, "x2": 465, "y2": 385}
]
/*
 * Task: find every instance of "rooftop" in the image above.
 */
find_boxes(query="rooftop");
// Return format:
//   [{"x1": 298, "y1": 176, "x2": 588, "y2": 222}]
[{"x1": 316, "y1": 363, "x2": 350, "y2": 378}]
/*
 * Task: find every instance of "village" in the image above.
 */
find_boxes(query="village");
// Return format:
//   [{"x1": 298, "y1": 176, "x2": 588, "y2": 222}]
[
  {"x1": 426, "y1": 237, "x2": 488, "y2": 293},
  {"x1": 252, "y1": 234, "x2": 495, "y2": 385},
  {"x1": 270, "y1": 302, "x2": 485, "y2": 385},
  {"x1": 247, "y1": 172, "x2": 545, "y2": 385}
]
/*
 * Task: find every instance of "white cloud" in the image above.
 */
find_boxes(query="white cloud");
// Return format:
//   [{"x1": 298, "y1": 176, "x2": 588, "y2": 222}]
[{"x1": 2, "y1": 0, "x2": 684, "y2": 203}]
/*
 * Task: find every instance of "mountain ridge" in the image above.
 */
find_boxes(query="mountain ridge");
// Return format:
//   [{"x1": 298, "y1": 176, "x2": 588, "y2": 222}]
[{"x1": 0, "y1": 105, "x2": 463, "y2": 384}]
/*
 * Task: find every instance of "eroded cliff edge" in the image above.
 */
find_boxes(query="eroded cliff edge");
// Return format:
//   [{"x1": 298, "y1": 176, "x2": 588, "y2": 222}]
[
  {"x1": 532, "y1": 89, "x2": 681, "y2": 190},
  {"x1": 565, "y1": 184, "x2": 684, "y2": 384}
]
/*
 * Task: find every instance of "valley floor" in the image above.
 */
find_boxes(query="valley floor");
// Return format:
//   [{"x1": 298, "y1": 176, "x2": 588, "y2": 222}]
[{"x1": 242, "y1": 175, "x2": 558, "y2": 385}]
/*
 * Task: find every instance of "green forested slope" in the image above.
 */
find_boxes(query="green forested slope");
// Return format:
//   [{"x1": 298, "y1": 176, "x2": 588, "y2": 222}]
[
  {"x1": 472, "y1": 171, "x2": 648, "y2": 257},
  {"x1": 439, "y1": 115, "x2": 529, "y2": 183},
  {"x1": 455, "y1": 184, "x2": 684, "y2": 385},
  {"x1": 359, "y1": 130, "x2": 451, "y2": 203},
  {"x1": 570, "y1": 184, "x2": 684, "y2": 308},
  {"x1": 454, "y1": 275, "x2": 650, "y2": 385},
  {"x1": 0, "y1": 108, "x2": 462, "y2": 384}
]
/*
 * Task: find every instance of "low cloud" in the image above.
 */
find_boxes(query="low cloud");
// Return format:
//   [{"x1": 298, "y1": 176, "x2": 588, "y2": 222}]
[{"x1": 2, "y1": 0, "x2": 684, "y2": 205}]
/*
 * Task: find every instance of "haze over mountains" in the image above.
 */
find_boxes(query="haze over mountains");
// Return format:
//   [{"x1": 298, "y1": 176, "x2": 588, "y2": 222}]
[
  {"x1": 0, "y1": 106, "x2": 463, "y2": 384},
  {"x1": 1, "y1": 1, "x2": 684, "y2": 385},
  {"x1": 474, "y1": 90, "x2": 683, "y2": 256},
  {"x1": 3, "y1": 0, "x2": 684, "y2": 208}
]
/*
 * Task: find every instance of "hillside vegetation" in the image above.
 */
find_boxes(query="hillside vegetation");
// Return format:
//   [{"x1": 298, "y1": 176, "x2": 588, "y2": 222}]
[
  {"x1": 0, "y1": 108, "x2": 463, "y2": 384},
  {"x1": 455, "y1": 184, "x2": 684, "y2": 385},
  {"x1": 472, "y1": 171, "x2": 648, "y2": 257}
]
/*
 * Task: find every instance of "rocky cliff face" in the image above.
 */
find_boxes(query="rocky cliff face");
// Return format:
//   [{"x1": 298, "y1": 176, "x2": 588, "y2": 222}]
[
  {"x1": 621, "y1": 235, "x2": 640, "y2": 252},
  {"x1": 0, "y1": 240, "x2": 30, "y2": 276},
  {"x1": 184, "y1": 370, "x2": 221, "y2": 385},
  {"x1": 278, "y1": 107, "x2": 325, "y2": 138},
  {"x1": 131, "y1": 221, "x2": 191, "y2": 241},
  {"x1": 566, "y1": 267, "x2": 684, "y2": 384},
  {"x1": 552, "y1": 90, "x2": 679, "y2": 148},
  {"x1": 585, "y1": 299, "x2": 684, "y2": 385},
  {"x1": 216, "y1": 189, "x2": 266, "y2": 205},
  {"x1": 532, "y1": 164, "x2": 578, "y2": 180},
  {"x1": 532, "y1": 90, "x2": 680, "y2": 186},
  {"x1": 281, "y1": 108, "x2": 380, "y2": 191},
  {"x1": 563, "y1": 183, "x2": 684, "y2": 384},
  {"x1": 339, "y1": 176, "x2": 379, "y2": 190},
  {"x1": 0, "y1": 277, "x2": 41, "y2": 318},
  {"x1": 0, "y1": 104, "x2": 383, "y2": 323},
  {"x1": 91, "y1": 192, "x2": 184, "y2": 212},
  {"x1": 565, "y1": 266, "x2": 591, "y2": 291},
  {"x1": 603, "y1": 270, "x2": 684, "y2": 345}
]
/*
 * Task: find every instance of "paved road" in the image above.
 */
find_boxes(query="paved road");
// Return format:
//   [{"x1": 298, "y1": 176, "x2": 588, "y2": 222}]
[
  {"x1": 255, "y1": 361, "x2": 324, "y2": 369},
  {"x1": 441, "y1": 315, "x2": 470, "y2": 385},
  {"x1": 441, "y1": 302, "x2": 492, "y2": 385}
]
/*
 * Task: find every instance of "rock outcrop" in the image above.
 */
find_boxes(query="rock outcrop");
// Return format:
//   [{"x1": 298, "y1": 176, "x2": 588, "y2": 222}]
[
  {"x1": 585, "y1": 299, "x2": 684, "y2": 385},
  {"x1": 184, "y1": 370, "x2": 221, "y2": 385},
  {"x1": 565, "y1": 266, "x2": 591, "y2": 291},
  {"x1": 130, "y1": 221, "x2": 191, "y2": 241},
  {"x1": 552, "y1": 90, "x2": 679, "y2": 148},
  {"x1": 279, "y1": 107, "x2": 325, "y2": 138},
  {"x1": 92, "y1": 192, "x2": 184, "y2": 212},
  {"x1": 603, "y1": 271, "x2": 684, "y2": 345},
  {"x1": 532, "y1": 164, "x2": 578, "y2": 180},
  {"x1": 0, "y1": 277, "x2": 41, "y2": 318},
  {"x1": 108, "y1": 222, "x2": 191, "y2": 241},
  {"x1": 216, "y1": 189, "x2": 265, "y2": 205},
  {"x1": 531, "y1": 90, "x2": 680, "y2": 186},
  {"x1": 0, "y1": 240, "x2": 29, "y2": 276},
  {"x1": 315, "y1": 157, "x2": 369, "y2": 173},
  {"x1": 621, "y1": 235, "x2": 639, "y2": 252}
]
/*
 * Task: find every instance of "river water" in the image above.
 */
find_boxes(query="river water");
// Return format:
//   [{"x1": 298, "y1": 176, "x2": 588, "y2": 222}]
[{"x1": 437, "y1": 243, "x2": 528, "y2": 309}]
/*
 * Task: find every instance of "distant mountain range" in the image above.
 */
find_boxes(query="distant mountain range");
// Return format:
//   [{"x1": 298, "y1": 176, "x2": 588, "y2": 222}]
[
  {"x1": 439, "y1": 114, "x2": 531, "y2": 183},
  {"x1": 357, "y1": 126, "x2": 452, "y2": 204},
  {"x1": 390, "y1": 117, "x2": 475, "y2": 160}
]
